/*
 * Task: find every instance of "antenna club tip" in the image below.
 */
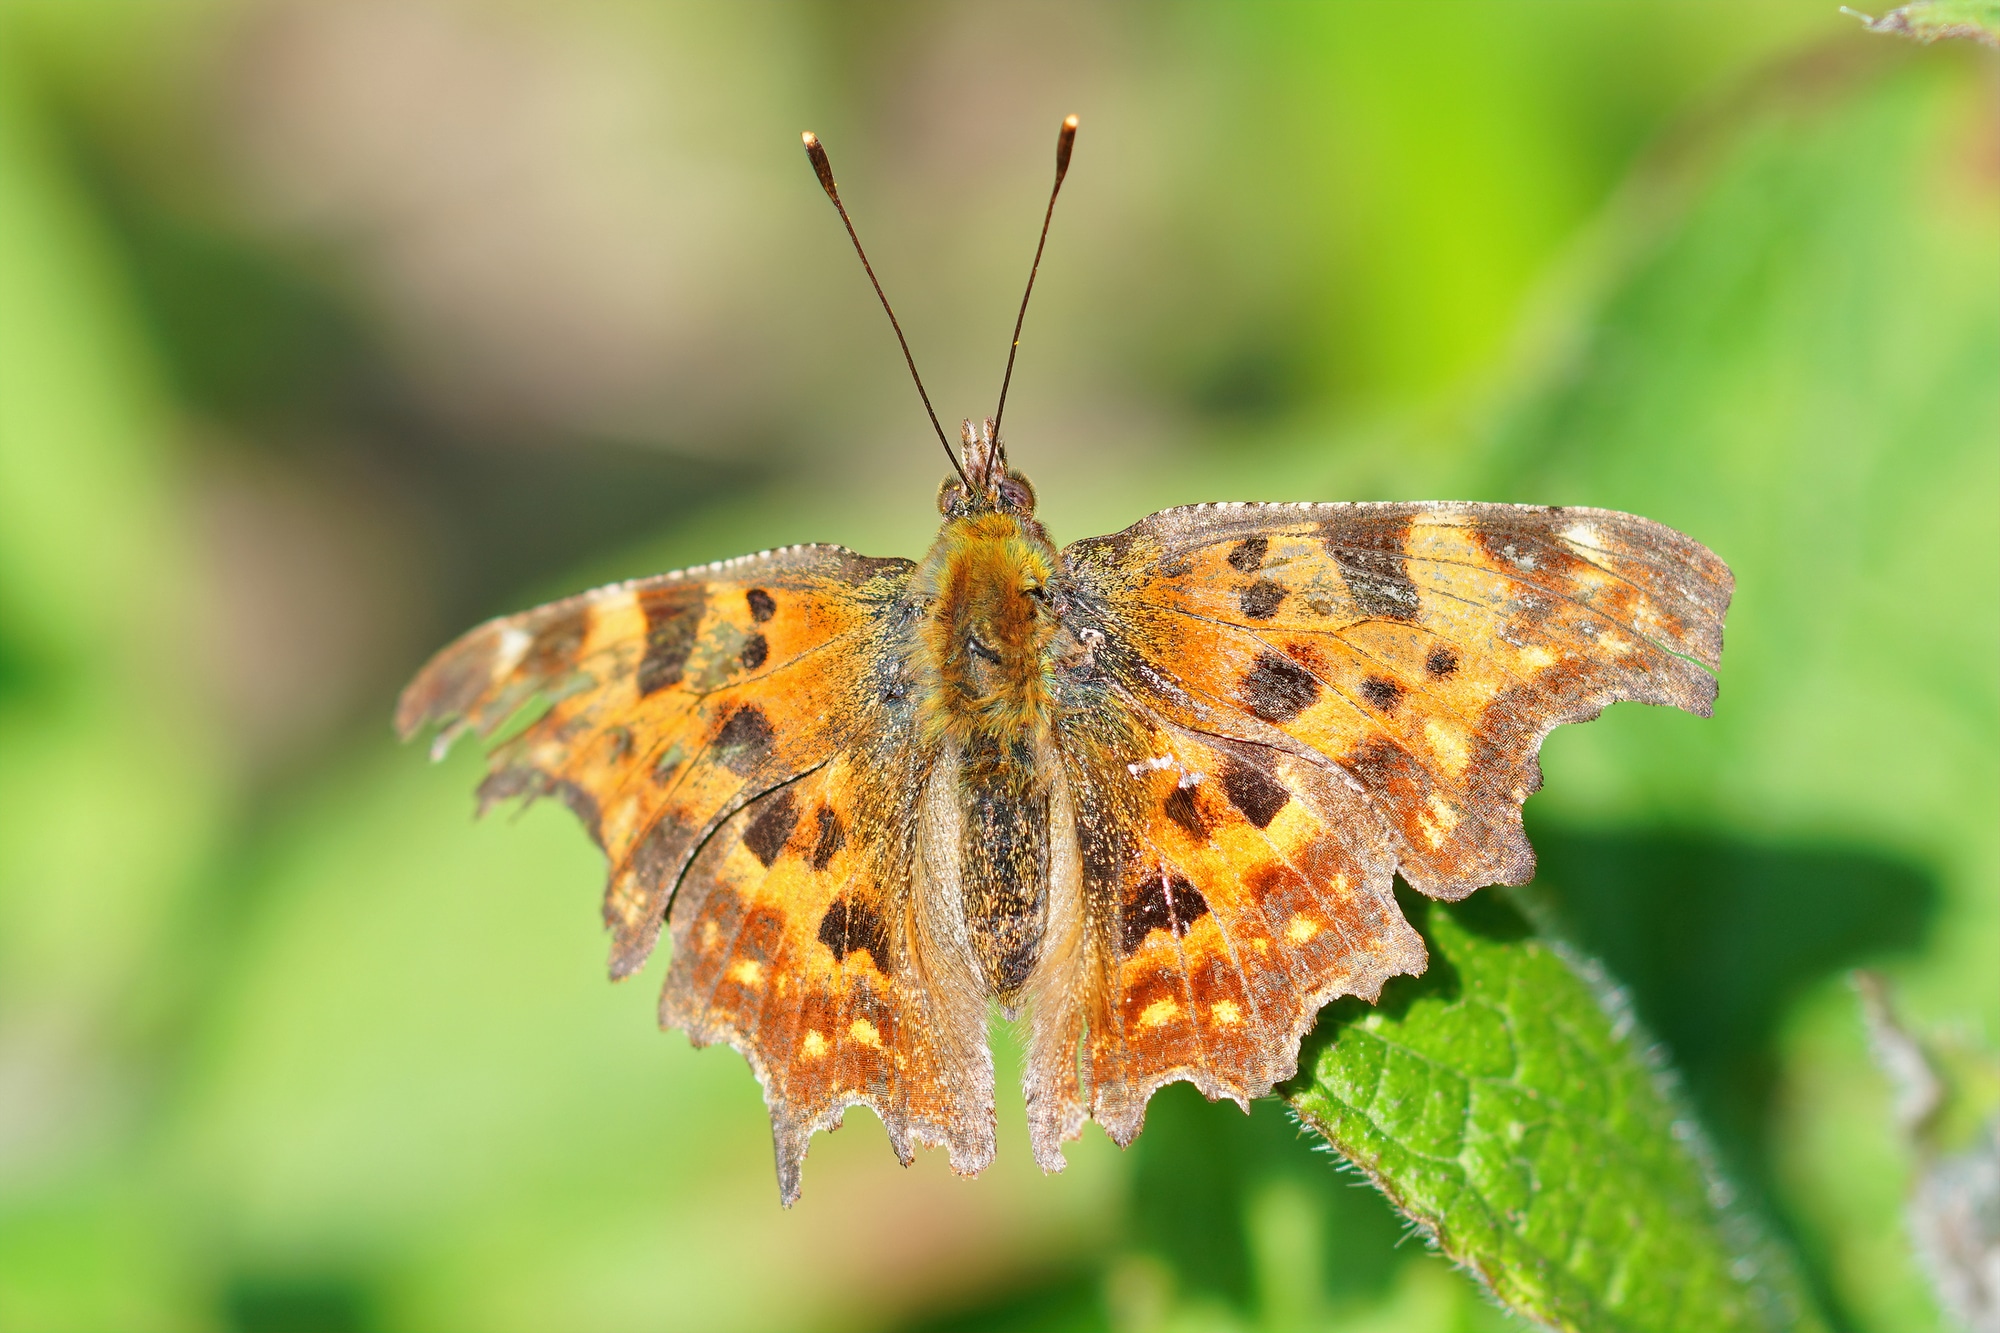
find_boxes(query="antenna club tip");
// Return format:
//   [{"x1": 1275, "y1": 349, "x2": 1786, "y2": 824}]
[
  {"x1": 801, "y1": 131, "x2": 838, "y2": 198},
  {"x1": 1062, "y1": 114, "x2": 1079, "y2": 131}
]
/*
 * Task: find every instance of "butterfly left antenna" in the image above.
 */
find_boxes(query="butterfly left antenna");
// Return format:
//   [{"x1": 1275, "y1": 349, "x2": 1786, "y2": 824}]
[
  {"x1": 801, "y1": 131, "x2": 969, "y2": 490},
  {"x1": 992, "y1": 114, "x2": 1078, "y2": 441}
]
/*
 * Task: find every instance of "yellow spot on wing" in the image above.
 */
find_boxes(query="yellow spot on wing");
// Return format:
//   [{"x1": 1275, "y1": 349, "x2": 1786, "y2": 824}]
[
  {"x1": 1286, "y1": 915, "x2": 1320, "y2": 945},
  {"x1": 801, "y1": 1030, "x2": 828, "y2": 1059},
  {"x1": 1519, "y1": 645, "x2": 1556, "y2": 670},
  {"x1": 1415, "y1": 792, "x2": 1462, "y2": 848},
  {"x1": 1424, "y1": 718, "x2": 1470, "y2": 778},
  {"x1": 726, "y1": 959, "x2": 764, "y2": 988},
  {"x1": 1211, "y1": 1000, "x2": 1243, "y2": 1027},
  {"x1": 848, "y1": 1018, "x2": 882, "y2": 1048},
  {"x1": 1139, "y1": 997, "x2": 1181, "y2": 1028}
]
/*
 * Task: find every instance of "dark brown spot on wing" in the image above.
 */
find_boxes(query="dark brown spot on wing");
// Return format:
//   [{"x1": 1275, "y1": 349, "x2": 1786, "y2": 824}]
[
  {"x1": 1426, "y1": 645, "x2": 1459, "y2": 679},
  {"x1": 1226, "y1": 536, "x2": 1268, "y2": 574},
  {"x1": 739, "y1": 633, "x2": 769, "y2": 670},
  {"x1": 714, "y1": 705, "x2": 775, "y2": 774},
  {"x1": 637, "y1": 584, "x2": 705, "y2": 695},
  {"x1": 1220, "y1": 758, "x2": 1289, "y2": 828},
  {"x1": 1240, "y1": 651, "x2": 1321, "y2": 723},
  {"x1": 1239, "y1": 580, "x2": 1286, "y2": 620},
  {"x1": 741, "y1": 789, "x2": 799, "y2": 867},
  {"x1": 810, "y1": 806, "x2": 845, "y2": 871},
  {"x1": 745, "y1": 588, "x2": 777, "y2": 623},
  {"x1": 1360, "y1": 675, "x2": 1403, "y2": 712},
  {"x1": 1120, "y1": 872, "x2": 1209, "y2": 953},
  {"x1": 1163, "y1": 784, "x2": 1207, "y2": 841},
  {"x1": 1322, "y1": 515, "x2": 1419, "y2": 621},
  {"x1": 817, "y1": 895, "x2": 889, "y2": 968}
]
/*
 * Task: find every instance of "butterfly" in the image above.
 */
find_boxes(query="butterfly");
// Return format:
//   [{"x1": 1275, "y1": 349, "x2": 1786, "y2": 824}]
[{"x1": 398, "y1": 117, "x2": 1732, "y2": 1205}]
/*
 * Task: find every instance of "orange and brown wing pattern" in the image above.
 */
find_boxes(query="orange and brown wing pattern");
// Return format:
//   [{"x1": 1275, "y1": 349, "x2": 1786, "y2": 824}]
[
  {"x1": 1032, "y1": 501, "x2": 1730, "y2": 1151},
  {"x1": 397, "y1": 544, "x2": 918, "y2": 978},
  {"x1": 662, "y1": 748, "x2": 992, "y2": 1204},
  {"x1": 1026, "y1": 687, "x2": 1422, "y2": 1168},
  {"x1": 1057, "y1": 502, "x2": 1732, "y2": 899},
  {"x1": 397, "y1": 545, "x2": 988, "y2": 1202}
]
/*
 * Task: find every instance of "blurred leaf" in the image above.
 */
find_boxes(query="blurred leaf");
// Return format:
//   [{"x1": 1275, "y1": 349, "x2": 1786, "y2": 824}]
[
  {"x1": 1471, "y1": 47, "x2": 1996, "y2": 1332},
  {"x1": 0, "y1": 14, "x2": 232, "y2": 1330},
  {"x1": 1846, "y1": 0, "x2": 2000, "y2": 47},
  {"x1": 1287, "y1": 892, "x2": 1822, "y2": 1333}
]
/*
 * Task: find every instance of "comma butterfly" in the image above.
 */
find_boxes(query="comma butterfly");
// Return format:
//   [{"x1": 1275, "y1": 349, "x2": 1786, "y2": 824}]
[{"x1": 398, "y1": 117, "x2": 1732, "y2": 1204}]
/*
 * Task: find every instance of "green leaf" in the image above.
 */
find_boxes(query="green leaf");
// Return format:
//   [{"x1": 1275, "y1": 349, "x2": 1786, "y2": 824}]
[
  {"x1": 1287, "y1": 892, "x2": 1825, "y2": 1333},
  {"x1": 1844, "y1": 0, "x2": 2000, "y2": 48}
]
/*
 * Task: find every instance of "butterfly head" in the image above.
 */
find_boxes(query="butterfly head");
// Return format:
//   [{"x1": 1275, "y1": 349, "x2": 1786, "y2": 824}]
[{"x1": 939, "y1": 417, "x2": 1038, "y2": 518}]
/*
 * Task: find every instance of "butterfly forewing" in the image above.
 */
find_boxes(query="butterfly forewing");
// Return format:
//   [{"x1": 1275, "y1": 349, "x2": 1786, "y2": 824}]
[
  {"x1": 1056, "y1": 502, "x2": 1731, "y2": 900},
  {"x1": 398, "y1": 544, "x2": 918, "y2": 973}
]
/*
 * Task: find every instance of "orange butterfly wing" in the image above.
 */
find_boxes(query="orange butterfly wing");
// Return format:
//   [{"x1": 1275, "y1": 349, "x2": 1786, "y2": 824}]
[
  {"x1": 1030, "y1": 502, "x2": 1731, "y2": 1159},
  {"x1": 396, "y1": 546, "x2": 992, "y2": 1202}
]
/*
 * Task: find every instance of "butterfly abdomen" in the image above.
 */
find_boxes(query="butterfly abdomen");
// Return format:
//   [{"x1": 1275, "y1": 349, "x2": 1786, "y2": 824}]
[{"x1": 956, "y1": 732, "x2": 1051, "y2": 1000}]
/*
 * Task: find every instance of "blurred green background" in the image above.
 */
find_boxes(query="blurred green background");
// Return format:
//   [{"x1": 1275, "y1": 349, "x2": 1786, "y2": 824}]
[{"x1": 1, "y1": 2, "x2": 1994, "y2": 1330}]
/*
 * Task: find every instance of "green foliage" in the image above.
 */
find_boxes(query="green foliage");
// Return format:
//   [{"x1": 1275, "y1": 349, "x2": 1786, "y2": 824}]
[
  {"x1": 1289, "y1": 892, "x2": 1823, "y2": 1333},
  {"x1": 1275, "y1": 47, "x2": 1999, "y2": 1333}
]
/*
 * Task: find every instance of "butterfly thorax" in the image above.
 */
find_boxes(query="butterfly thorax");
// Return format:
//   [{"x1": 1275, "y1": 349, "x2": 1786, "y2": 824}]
[{"x1": 914, "y1": 511, "x2": 1056, "y2": 745}]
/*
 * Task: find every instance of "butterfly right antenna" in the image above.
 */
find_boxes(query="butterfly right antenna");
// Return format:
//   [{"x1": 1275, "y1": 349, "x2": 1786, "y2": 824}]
[
  {"x1": 801, "y1": 130, "x2": 969, "y2": 490},
  {"x1": 992, "y1": 114, "x2": 1077, "y2": 442}
]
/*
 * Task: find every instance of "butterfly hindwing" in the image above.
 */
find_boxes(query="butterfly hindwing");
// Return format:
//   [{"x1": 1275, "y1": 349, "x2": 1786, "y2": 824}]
[
  {"x1": 663, "y1": 749, "x2": 993, "y2": 1204},
  {"x1": 1027, "y1": 687, "x2": 1420, "y2": 1167},
  {"x1": 1056, "y1": 502, "x2": 1731, "y2": 899}
]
